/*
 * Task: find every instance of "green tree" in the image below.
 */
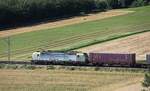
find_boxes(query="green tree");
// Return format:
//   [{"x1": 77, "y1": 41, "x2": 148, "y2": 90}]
[
  {"x1": 142, "y1": 72, "x2": 150, "y2": 91},
  {"x1": 0, "y1": 0, "x2": 150, "y2": 25}
]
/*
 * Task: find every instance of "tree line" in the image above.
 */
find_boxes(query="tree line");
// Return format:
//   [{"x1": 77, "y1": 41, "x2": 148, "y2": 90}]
[{"x1": 0, "y1": 0, "x2": 150, "y2": 26}]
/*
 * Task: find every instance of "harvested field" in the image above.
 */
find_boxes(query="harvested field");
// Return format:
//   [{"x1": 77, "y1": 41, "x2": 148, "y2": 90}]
[
  {"x1": 0, "y1": 10, "x2": 133, "y2": 37},
  {"x1": 78, "y1": 32, "x2": 150, "y2": 60},
  {"x1": 114, "y1": 83, "x2": 142, "y2": 91},
  {"x1": 0, "y1": 69, "x2": 143, "y2": 91}
]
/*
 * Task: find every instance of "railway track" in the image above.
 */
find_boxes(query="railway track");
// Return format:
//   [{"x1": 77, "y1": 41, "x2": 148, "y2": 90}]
[
  {"x1": 0, "y1": 61, "x2": 149, "y2": 69},
  {"x1": 0, "y1": 61, "x2": 31, "y2": 65}
]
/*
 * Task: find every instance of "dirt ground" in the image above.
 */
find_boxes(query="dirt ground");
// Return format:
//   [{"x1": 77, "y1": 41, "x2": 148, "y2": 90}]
[
  {"x1": 113, "y1": 78, "x2": 143, "y2": 91},
  {"x1": 78, "y1": 32, "x2": 150, "y2": 60},
  {"x1": 0, "y1": 10, "x2": 133, "y2": 37},
  {"x1": 114, "y1": 83, "x2": 143, "y2": 91}
]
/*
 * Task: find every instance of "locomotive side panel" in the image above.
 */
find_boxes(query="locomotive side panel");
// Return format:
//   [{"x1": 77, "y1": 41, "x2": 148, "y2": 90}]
[{"x1": 32, "y1": 51, "x2": 87, "y2": 64}]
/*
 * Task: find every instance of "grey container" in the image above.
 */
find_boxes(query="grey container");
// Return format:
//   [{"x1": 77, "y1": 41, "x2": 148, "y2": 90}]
[{"x1": 146, "y1": 54, "x2": 150, "y2": 64}]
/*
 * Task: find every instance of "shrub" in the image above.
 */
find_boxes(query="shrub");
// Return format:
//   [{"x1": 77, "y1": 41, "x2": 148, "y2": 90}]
[
  {"x1": 131, "y1": 0, "x2": 147, "y2": 7},
  {"x1": 95, "y1": 0, "x2": 108, "y2": 11},
  {"x1": 47, "y1": 65, "x2": 55, "y2": 70},
  {"x1": 142, "y1": 73, "x2": 150, "y2": 87},
  {"x1": 58, "y1": 66, "x2": 66, "y2": 70},
  {"x1": 94, "y1": 67, "x2": 100, "y2": 71},
  {"x1": 25, "y1": 65, "x2": 36, "y2": 70},
  {"x1": 6, "y1": 64, "x2": 18, "y2": 69},
  {"x1": 142, "y1": 72, "x2": 150, "y2": 91},
  {"x1": 69, "y1": 67, "x2": 76, "y2": 70},
  {"x1": 0, "y1": 64, "x2": 5, "y2": 69},
  {"x1": 65, "y1": 66, "x2": 76, "y2": 70}
]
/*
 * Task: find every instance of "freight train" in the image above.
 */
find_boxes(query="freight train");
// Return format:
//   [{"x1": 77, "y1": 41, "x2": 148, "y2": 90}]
[{"x1": 31, "y1": 50, "x2": 150, "y2": 67}]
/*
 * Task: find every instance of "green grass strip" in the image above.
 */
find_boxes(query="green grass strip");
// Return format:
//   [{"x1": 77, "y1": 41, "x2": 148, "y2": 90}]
[{"x1": 63, "y1": 29, "x2": 150, "y2": 51}]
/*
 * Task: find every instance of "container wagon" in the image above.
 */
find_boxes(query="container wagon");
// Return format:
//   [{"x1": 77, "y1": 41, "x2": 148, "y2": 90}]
[{"x1": 89, "y1": 53, "x2": 136, "y2": 66}]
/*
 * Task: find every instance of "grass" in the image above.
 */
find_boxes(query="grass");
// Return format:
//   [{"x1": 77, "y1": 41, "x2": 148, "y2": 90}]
[
  {"x1": 0, "y1": 6, "x2": 150, "y2": 60},
  {"x1": 0, "y1": 64, "x2": 148, "y2": 72},
  {"x1": 0, "y1": 68, "x2": 144, "y2": 91}
]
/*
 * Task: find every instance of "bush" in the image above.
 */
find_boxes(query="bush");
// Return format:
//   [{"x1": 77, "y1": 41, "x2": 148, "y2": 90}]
[
  {"x1": 142, "y1": 72, "x2": 150, "y2": 91},
  {"x1": 143, "y1": 73, "x2": 150, "y2": 87},
  {"x1": 131, "y1": 0, "x2": 147, "y2": 7},
  {"x1": 25, "y1": 65, "x2": 36, "y2": 70},
  {"x1": 6, "y1": 64, "x2": 18, "y2": 69},
  {"x1": 47, "y1": 65, "x2": 55, "y2": 70},
  {"x1": 95, "y1": 0, "x2": 108, "y2": 11},
  {"x1": 65, "y1": 66, "x2": 76, "y2": 70},
  {"x1": 94, "y1": 67, "x2": 100, "y2": 71},
  {"x1": 58, "y1": 66, "x2": 66, "y2": 70},
  {"x1": 0, "y1": 64, "x2": 5, "y2": 69},
  {"x1": 69, "y1": 67, "x2": 76, "y2": 70}
]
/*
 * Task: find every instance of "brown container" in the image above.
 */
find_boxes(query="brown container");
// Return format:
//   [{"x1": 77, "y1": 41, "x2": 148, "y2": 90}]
[{"x1": 89, "y1": 53, "x2": 136, "y2": 66}]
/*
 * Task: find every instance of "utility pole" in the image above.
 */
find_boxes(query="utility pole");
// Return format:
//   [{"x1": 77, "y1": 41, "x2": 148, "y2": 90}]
[
  {"x1": 4, "y1": 36, "x2": 11, "y2": 61},
  {"x1": 7, "y1": 36, "x2": 10, "y2": 61}
]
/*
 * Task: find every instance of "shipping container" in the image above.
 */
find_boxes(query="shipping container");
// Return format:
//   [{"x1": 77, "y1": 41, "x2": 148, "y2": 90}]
[
  {"x1": 89, "y1": 53, "x2": 136, "y2": 66},
  {"x1": 146, "y1": 54, "x2": 150, "y2": 64}
]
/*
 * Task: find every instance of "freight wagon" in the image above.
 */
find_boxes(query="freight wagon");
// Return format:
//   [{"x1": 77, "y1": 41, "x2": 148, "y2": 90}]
[{"x1": 88, "y1": 53, "x2": 136, "y2": 66}]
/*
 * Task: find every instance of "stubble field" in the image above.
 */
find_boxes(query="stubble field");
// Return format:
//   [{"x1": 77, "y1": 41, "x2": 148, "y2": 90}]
[{"x1": 0, "y1": 68, "x2": 144, "y2": 91}]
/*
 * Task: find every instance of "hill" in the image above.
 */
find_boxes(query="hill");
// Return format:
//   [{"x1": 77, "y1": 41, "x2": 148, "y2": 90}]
[
  {"x1": 0, "y1": 10, "x2": 132, "y2": 37},
  {"x1": 0, "y1": 6, "x2": 150, "y2": 61}
]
